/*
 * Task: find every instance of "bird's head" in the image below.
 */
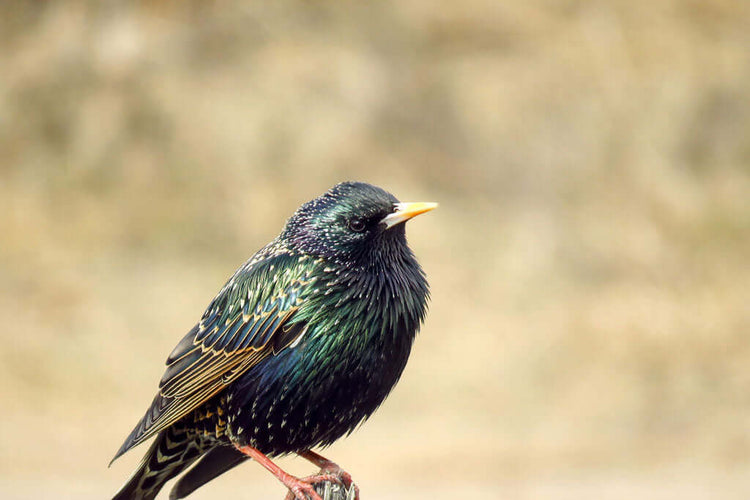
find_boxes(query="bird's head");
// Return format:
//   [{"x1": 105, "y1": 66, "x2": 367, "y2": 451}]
[{"x1": 281, "y1": 181, "x2": 437, "y2": 265}]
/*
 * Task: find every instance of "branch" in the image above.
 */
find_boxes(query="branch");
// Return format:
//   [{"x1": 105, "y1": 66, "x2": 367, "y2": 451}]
[{"x1": 312, "y1": 478, "x2": 357, "y2": 500}]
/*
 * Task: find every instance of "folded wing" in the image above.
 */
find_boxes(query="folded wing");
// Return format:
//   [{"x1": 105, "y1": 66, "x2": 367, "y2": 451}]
[{"x1": 112, "y1": 254, "x2": 313, "y2": 463}]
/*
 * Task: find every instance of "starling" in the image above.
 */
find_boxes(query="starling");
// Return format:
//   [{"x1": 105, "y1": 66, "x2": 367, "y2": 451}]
[{"x1": 111, "y1": 182, "x2": 436, "y2": 500}]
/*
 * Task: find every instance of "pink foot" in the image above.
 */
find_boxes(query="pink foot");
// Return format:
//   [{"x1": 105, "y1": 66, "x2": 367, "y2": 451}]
[
  {"x1": 282, "y1": 473, "x2": 348, "y2": 500},
  {"x1": 298, "y1": 450, "x2": 360, "y2": 500},
  {"x1": 280, "y1": 476, "x2": 325, "y2": 500},
  {"x1": 235, "y1": 444, "x2": 328, "y2": 500}
]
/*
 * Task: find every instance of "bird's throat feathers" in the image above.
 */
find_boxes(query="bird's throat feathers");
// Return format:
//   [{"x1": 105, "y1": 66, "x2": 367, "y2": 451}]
[{"x1": 311, "y1": 236, "x2": 430, "y2": 349}]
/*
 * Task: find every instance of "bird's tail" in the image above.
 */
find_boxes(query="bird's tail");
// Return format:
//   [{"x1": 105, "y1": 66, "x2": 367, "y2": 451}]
[{"x1": 112, "y1": 425, "x2": 206, "y2": 500}]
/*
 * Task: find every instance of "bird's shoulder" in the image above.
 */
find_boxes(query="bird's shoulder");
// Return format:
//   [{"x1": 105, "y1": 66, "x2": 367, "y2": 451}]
[{"x1": 159, "y1": 244, "x2": 326, "y2": 388}]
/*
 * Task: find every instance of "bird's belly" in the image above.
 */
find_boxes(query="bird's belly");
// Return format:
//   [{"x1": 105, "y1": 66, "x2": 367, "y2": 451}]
[{"x1": 225, "y1": 325, "x2": 413, "y2": 455}]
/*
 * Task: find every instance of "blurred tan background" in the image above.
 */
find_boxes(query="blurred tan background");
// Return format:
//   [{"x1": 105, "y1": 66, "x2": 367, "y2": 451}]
[{"x1": 1, "y1": 1, "x2": 749, "y2": 499}]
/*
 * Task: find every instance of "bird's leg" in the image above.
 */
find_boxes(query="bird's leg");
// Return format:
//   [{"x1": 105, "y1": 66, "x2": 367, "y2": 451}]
[
  {"x1": 299, "y1": 450, "x2": 360, "y2": 500},
  {"x1": 235, "y1": 444, "x2": 328, "y2": 500}
]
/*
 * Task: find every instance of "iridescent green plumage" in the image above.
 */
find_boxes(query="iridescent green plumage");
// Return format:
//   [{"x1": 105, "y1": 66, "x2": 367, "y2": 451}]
[{"x1": 112, "y1": 182, "x2": 434, "y2": 500}]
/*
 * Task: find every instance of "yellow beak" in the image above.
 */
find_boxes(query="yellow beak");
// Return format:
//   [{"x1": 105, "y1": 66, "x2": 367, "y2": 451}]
[{"x1": 381, "y1": 201, "x2": 438, "y2": 229}]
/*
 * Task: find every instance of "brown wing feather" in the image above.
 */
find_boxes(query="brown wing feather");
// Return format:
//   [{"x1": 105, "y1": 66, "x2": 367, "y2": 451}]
[{"x1": 112, "y1": 257, "x2": 311, "y2": 463}]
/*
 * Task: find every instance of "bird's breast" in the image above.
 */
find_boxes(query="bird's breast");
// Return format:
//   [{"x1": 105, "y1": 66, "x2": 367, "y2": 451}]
[{"x1": 226, "y1": 262, "x2": 428, "y2": 455}]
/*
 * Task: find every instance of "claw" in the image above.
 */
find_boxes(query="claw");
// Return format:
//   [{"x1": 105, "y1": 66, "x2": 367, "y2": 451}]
[
  {"x1": 234, "y1": 444, "x2": 358, "y2": 500},
  {"x1": 281, "y1": 477, "x2": 325, "y2": 500},
  {"x1": 298, "y1": 450, "x2": 360, "y2": 500},
  {"x1": 302, "y1": 473, "x2": 346, "y2": 486}
]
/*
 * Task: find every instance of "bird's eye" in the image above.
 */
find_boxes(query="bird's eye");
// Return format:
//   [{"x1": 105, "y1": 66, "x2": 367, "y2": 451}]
[{"x1": 348, "y1": 218, "x2": 366, "y2": 233}]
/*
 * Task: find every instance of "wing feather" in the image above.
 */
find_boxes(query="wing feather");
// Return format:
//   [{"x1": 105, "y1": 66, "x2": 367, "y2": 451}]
[{"x1": 112, "y1": 253, "x2": 314, "y2": 463}]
